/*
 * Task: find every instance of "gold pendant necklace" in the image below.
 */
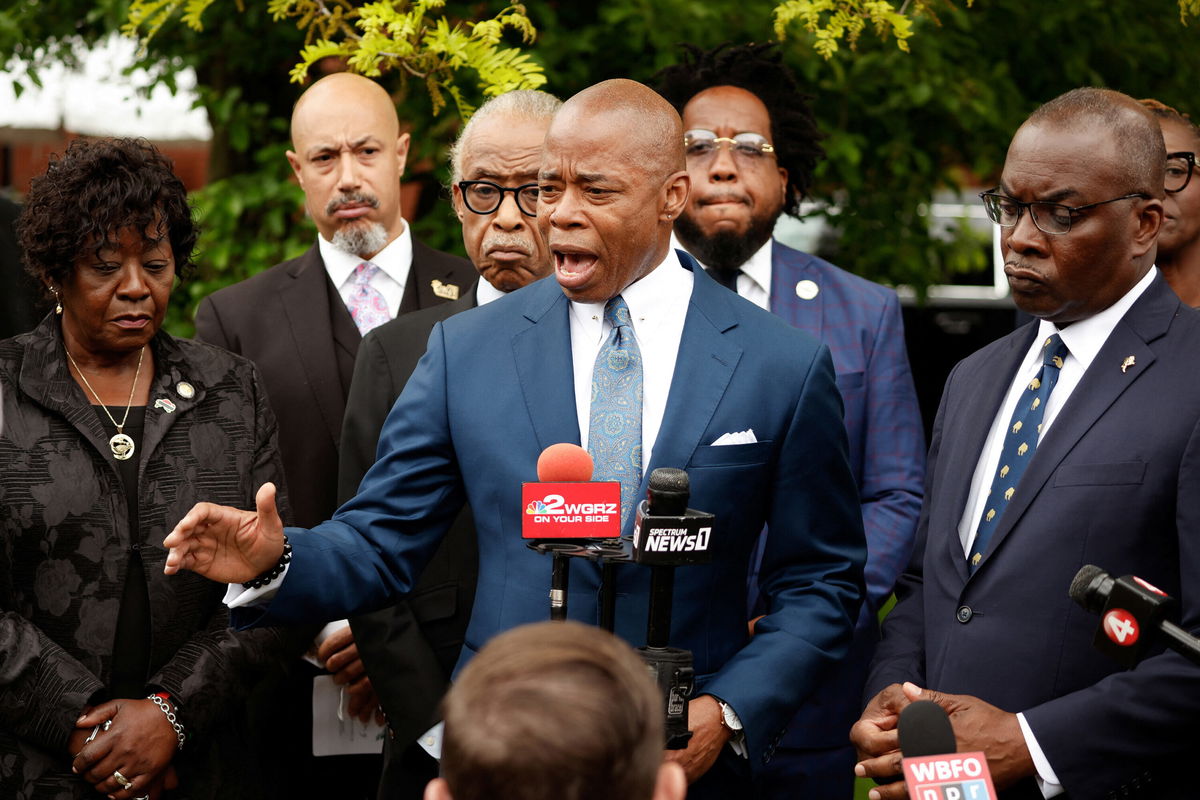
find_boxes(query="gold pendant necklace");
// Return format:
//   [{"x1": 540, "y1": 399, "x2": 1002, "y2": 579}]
[{"x1": 66, "y1": 344, "x2": 145, "y2": 461}]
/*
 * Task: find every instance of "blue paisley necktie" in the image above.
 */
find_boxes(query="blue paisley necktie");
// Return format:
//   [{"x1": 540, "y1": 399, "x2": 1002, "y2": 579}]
[
  {"x1": 969, "y1": 333, "x2": 1069, "y2": 572},
  {"x1": 588, "y1": 295, "x2": 643, "y2": 526}
]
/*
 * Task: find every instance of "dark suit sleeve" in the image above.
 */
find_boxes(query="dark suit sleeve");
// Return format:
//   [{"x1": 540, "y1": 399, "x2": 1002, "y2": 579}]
[
  {"x1": 864, "y1": 361, "x2": 964, "y2": 700},
  {"x1": 703, "y1": 344, "x2": 867, "y2": 764},
  {"x1": 0, "y1": 614, "x2": 106, "y2": 752},
  {"x1": 859, "y1": 291, "x2": 925, "y2": 610},
  {"x1": 1021, "y1": 414, "x2": 1200, "y2": 797},
  {"x1": 194, "y1": 296, "x2": 233, "y2": 353}
]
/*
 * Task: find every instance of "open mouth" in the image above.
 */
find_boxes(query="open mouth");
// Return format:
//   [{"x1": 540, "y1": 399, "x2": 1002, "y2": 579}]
[{"x1": 552, "y1": 247, "x2": 599, "y2": 289}]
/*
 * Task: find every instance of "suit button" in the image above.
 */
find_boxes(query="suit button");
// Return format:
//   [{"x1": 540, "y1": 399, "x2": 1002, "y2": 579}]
[{"x1": 956, "y1": 605, "x2": 973, "y2": 623}]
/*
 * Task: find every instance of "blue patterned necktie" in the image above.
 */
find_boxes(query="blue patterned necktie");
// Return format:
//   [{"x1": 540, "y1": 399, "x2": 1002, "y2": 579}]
[
  {"x1": 588, "y1": 295, "x2": 644, "y2": 526},
  {"x1": 969, "y1": 333, "x2": 1069, "y2": 572}
]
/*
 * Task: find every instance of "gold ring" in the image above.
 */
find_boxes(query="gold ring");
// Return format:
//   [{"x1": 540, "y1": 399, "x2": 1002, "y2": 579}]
[{"x1": 113, "y1": 770, "x2": 133, "y2": 789}]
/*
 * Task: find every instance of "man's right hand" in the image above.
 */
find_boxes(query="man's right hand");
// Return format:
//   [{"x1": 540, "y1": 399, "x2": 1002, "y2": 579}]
[
  {"x1": 850, "y1": 682, "x2": 912, "y2": 800},
  {"x1": 163, "y1": 482, "x2": 285, "y2": 583}
]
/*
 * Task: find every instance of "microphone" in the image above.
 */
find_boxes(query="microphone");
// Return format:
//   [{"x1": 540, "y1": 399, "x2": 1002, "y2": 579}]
[
  {"x1": 898, "y1": 700, "x2": 997, "y2": 799},
  {"x1": 1069, "y1": 564, "x2": 1200, "y2": 667},
  {"x1": 522, "y1": 443, "x2": 621, "y2": 541},
  {"x1": 631, "y1": 468, "x2": 716, "y2": 567},
  {"x1": 898, "y1": 700, "x2": 956, "y2": 758}
]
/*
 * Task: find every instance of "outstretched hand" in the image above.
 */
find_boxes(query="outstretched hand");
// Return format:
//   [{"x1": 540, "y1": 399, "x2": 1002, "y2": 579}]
[{"x1": 163, "y1": 482, "x2": 285, "y2": 583}]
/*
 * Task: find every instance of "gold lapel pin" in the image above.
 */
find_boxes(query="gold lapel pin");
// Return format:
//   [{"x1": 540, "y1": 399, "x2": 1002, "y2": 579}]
[
  {"x1": 431, "y1": 280, "x2": 459, "y2": 300},
  {"x1": 1121, "y1": 356, "x2": 1135, "y2": 373}
]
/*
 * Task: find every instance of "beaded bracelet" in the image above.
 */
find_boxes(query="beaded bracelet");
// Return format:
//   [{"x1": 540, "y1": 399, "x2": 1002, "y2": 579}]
[
  {"x1": 242, "y1": 535, "x2": 292, "y2": 589},
  {"x1": 148, "y1": 693, "x2": 186, "y2": 751}
]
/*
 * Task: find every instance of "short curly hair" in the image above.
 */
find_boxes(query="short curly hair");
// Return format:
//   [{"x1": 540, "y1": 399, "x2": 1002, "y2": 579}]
[
  {"x1": 17, "y1": 137, "x2": 198, "y2": 296},
  {"x1": 653, "y1": 42, "x2": 825, "y2": 217}
]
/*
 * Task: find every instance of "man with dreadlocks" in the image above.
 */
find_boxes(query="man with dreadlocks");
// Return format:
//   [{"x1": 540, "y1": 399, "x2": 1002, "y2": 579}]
[{"x1": 655, "y1": 43, "x2": 926, "y2": 798}]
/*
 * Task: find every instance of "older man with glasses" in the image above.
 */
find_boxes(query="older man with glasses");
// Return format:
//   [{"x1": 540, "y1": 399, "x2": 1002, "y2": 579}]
[
  {"x1": 338, "y1": 89, "x2": 560, "y2": 800},
  {"x1": 854, "y1": 87, "x2": 1200, "y2": 800}
]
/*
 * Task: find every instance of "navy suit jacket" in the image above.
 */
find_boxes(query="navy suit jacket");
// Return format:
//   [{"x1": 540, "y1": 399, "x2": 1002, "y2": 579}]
[
  {"x1": 868, "y1": 274, "x2": 1200, "y2": 799},
  {"x1": 766, "y1": 241, "x2": 925, "y2": 750},
  {"x1": 237, "y1": 253, "x2": 866, "y2": 772}
]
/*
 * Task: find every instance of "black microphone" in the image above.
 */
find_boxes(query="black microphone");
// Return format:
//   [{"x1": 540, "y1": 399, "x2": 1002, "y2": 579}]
[
  {"x1": 897, "y1": 700, "x2": 997, "y2": 798},
  {"x1": 899, "y1": 700, "x2": 956, "y2": 758},
  {"x1": 1069, "y1": 564, "x2": 1200, "y2": 667}
]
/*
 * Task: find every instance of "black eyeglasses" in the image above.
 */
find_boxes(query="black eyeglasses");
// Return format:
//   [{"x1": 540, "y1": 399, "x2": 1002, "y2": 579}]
[
  {"x1": 978, "y1": 191, "x2": 1150, "y2": 235},
  {"x1": 1166, "y1": 151, "x2": 1196, "y2": 194},
  {"x1": 683, "y1": 129, "x2": 776, "y2": 163},
  {"x1": 457, "y1": 181, "x2": 539, "y2": 217}
]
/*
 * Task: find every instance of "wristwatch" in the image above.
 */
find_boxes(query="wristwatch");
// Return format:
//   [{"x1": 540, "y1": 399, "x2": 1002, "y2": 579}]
[{"x1": 716, "y1": 698, "x2": 744, "y2": 734}]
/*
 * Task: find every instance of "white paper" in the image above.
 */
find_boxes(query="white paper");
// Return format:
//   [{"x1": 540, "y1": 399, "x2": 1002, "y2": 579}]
[{"x1": 311, "y1": 675, "x2": 386, "y2": 757}]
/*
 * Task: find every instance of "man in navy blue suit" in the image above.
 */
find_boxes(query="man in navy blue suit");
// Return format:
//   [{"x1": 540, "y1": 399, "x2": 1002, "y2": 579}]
[
  {"x1": 854, "y1": 88, "x2": 1200, "y2": 800},
  {"x1": 656, "y1": 43, "x2": 925, "y2": 798},
  {"x1": 164, "y1": 79, "x2": 866, "y2": 797}
]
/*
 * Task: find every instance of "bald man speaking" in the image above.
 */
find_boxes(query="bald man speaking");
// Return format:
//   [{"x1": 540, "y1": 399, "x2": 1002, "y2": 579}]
[{"x1": 166, "y1": 80, "x2": 865, "y2": 797}]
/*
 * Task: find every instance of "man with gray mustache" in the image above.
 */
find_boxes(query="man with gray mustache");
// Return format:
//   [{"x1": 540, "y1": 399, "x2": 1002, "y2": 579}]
[
  {"x1": 337, "y1": 88, "x2": 560, "y2": 800},
  {"x1": 193, "y1": 72, "x2": 475, "y2": 799}
]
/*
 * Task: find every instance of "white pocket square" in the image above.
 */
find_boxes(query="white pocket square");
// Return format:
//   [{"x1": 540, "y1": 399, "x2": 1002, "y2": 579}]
[{"x1": 711, "y1": 429, "x2": 757, "y2": 446}]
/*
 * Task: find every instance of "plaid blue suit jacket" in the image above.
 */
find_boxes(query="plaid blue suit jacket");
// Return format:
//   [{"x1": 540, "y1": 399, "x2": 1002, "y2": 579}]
[{"x1": 763, "y1": 240, "x2": 926, "y2": 749}]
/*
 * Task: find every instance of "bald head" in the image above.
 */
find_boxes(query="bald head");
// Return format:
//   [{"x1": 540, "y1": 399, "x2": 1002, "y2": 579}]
[
  {"x1": 553, "y1": 79, "x2": 685, "y2": 181},
  {"x1": 537, "y1": 79, "x2": 690, "y2": 304},
  {"x1": 291, "y1": 73, "x2": 400, "y2": 146},
  {"x1": 1023, "y1": 87, "x2": 1165, "y2": 198},
  {"x1": 285, "y1": 73, "x2": 410, "y2": 257}
]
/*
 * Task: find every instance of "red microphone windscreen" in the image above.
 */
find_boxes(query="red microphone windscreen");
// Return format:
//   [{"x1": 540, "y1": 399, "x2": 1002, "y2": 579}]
[{"x1": 537, "y1": 443, "x2": 594, "y2": 482}]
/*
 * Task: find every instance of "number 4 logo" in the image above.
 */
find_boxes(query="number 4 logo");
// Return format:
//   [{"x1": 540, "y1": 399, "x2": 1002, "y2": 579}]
[{"x1": 1103, "y1": 609, "x2": 1140, "y2": 646}]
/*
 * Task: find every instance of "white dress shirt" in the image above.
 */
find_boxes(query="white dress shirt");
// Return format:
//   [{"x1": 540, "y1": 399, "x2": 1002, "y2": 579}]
[
  {"x1": 670, "y1": 231, "x2": 773, "y2": 311},
  {"x1": 475, "y1": 275, "x2": 506, "y2": 307},
  {"x1": 570, "y1": 249, "x2": 694, "y2": 472},
  {"x1": 319, "y1": 222, "x2": 413, "y2": 319},
  {"x1": 955, "y1": 266, "x2": 1158, "y2": 798}
]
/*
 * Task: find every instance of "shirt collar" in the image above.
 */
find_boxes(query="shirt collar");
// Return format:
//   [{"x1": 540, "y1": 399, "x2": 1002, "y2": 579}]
[
  {"x1": 317, "y1": 221, "x2": 413, "y2": 287},
  {"x1": 667, "y1": 231, "x2": 773, "y2": 295},
  {"x1": 569, "y1": 248, "x2": 693, "y2": 342},
  {"x1": 1036, "y1": 266, "x2": 1158, "y2": 371},
  {"x1": 738, "y1": 238, "x2": 774, "y2": 296},
  {"x1": 476, "y1": 276, "x2": 506, "y2": 306}
]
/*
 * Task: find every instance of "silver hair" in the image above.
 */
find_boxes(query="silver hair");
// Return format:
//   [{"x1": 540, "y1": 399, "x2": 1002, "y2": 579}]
[{"x1": 448, "y1": 90, "x2": 563, "y2": 185}]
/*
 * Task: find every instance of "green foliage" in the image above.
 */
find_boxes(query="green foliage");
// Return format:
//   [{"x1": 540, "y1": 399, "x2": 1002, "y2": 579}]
[
  {"x1": 126, "y1": 0, "x2": 545, "y2": 118},
  {"x1": 166, "y1": 142, "x2": 314, "y2": 337},
  {"x1": 773, "y1": 0, "x2": 927, "y2": 58}
]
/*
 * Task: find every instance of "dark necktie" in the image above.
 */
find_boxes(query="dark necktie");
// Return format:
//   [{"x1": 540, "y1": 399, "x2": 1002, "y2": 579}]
[
  {"x1": 588, "y1": 296, "x2": 644, "y2": 526},
  {"x1": 969, "y1": 334, "x2": 1069, "y2": 572}
]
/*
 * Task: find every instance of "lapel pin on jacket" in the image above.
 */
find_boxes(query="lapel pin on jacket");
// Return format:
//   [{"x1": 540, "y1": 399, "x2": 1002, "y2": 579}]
[
  {"x1": 176, "y1": 381, "x2": 195, "y2": 399},
  {"x1": 154, "y1": 397, "x2": 177, "y2": 414},
  {"x1": 795, "y1": 279, "x2": 819, "y2": 300},
  {"x1": 1121, "y1": 356, "x2": 1136, "y2": 373},
  {"x1": 431, "y1": 279, "x2": 459, "y2": 300}
]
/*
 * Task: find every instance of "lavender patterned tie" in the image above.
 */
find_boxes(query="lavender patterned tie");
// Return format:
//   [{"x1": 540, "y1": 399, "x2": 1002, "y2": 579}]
[
  {"x1": 347, "y1": 261, "x2": 391, "y2": 335},
  {"x1": 588, "y1": 295, "x2": 643, "y2": 526}
]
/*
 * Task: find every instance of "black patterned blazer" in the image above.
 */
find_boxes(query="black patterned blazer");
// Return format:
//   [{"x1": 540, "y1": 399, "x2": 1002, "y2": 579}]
[{"x1": 0, "y1": 314, "x2": 296, "y2": 799}]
